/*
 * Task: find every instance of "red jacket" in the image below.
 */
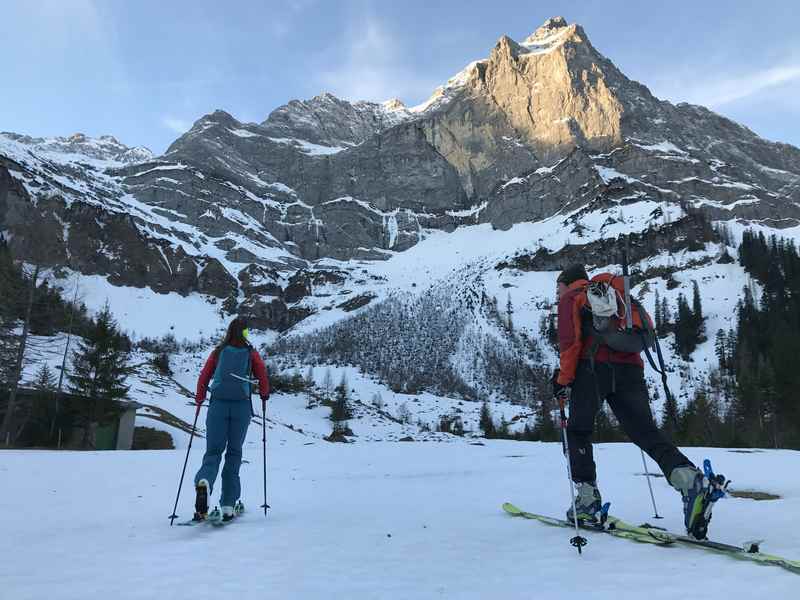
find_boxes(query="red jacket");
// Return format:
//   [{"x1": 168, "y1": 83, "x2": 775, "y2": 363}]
[
  {"x1": 557, "y1": 278, "x2": 642, "y2": 386},
  {"x1": 196, "y1": 346, "x2": 271, "y2": 404}
]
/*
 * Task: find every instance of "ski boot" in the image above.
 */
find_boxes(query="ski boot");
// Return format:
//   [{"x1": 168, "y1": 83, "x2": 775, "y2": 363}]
[
  {"x1": 566, "y1": 482, "x2": 603, "y2": 525},
  {"x1": 222, "y1": 505, "x2": 235, "y2": 523},
  {"x1": 221, "y1": 500, "x2": 245, "y2": 523},
  {"x1": 670, "y1": 460, "x2": 728, "y2": 540},
  {"x1": 192, "y1": 479, "x2": 210, "y2": 522},
  {"x1": 207, "y1": 506, "x2": 222, "y2": 524}
]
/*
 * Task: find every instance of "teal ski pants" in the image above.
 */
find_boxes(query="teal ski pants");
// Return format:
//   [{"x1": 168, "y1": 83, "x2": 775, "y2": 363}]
[{"x1": 194, "y1": 401, "x2": 251, "y2": 506}]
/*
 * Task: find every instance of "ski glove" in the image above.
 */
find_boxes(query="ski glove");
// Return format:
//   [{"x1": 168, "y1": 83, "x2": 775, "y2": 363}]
[
  {"x1": 552, "y1": 369, "x2": 570, "y2": 405},
  {"x1": 551, "y1": 368, "x2": 564, "y2": 396},
  {"x1": 554, "y1": 384, "x2": 571, "y2": 406}
]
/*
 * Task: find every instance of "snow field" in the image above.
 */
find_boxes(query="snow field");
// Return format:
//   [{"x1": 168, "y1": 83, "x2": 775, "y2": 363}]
[{"x1": 2, "y1": 441, "x2": 798, "y2": 599}]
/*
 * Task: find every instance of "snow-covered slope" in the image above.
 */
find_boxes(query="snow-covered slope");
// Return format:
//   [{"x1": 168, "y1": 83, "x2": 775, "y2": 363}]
[{"x1": 3, "y1": 440, "x2": 798, "y2": 599}]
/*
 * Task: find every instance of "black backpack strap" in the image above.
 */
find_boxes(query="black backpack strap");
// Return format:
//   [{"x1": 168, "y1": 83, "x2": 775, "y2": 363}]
[
  {"x1": 640, "y1": 333, "x2": 662, "y2": 374},
  {"x1": 578, "y1": 303, "x2": 600, "y2": 373},
  {"x1": 585, "y1": 336, "x2": 601, "y2": 373},
  {"x1": 245, "y1": 345, "x2": 255, "y2": 417},
  {"x1": 640, "y1": 330, "x2": 675, "y2": 406}
]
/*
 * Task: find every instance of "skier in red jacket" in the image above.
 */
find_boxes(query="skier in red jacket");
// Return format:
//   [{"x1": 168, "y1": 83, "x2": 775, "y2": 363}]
[
  {"x1": 554, "y1": 264, "x2": 723, "y2": 539},
  {"x1": 192, "y1": 317, "x2": 270, "y2": 522}
]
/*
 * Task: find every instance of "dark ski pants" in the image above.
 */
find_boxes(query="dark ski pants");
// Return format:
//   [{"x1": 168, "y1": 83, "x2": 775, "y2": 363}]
[
  {"x1": 567, "y1": 360, "x2": 692, "y2": 484},
  {"x1": 194, "y1": 400, "x2": 251, "y2": 506}
]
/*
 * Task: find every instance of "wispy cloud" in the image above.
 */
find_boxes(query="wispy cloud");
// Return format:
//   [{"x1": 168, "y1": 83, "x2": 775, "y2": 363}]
[
  {"x1": 652, "y1": 62, "x2": 800, "y2": 108},
  {"x1": 315, "y1": 16, "x2": 439, "y2": 104},
  {"x1": 161, "y1": 117, "x2": 192, "y2": 134}
]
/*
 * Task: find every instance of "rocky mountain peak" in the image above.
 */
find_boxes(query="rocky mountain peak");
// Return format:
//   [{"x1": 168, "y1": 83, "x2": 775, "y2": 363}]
[
  {"x1": 491, "y1": 35, "x2": 528, "y2": 60},
  {"x1": 433, "y1": 16, "x2": 625, "y2": 169},
  {"x1": 1, "y1": 131, "x2": 153, "y2": 165},
  {"x1": 175, "y1": 109, "x2": 241, "y2": 140},
  {"x1": 314, "y1": 92, "x2": 340, "y2": 103},
  {"x1": 382, "y1": 98, "x2": 407, "y2": 112},
  {"x1": 523, "y1": 16, "x2": 569, "y2": 43},
  {"x1": 260, "y1": 92, "x2": 412, "y2": 147}
]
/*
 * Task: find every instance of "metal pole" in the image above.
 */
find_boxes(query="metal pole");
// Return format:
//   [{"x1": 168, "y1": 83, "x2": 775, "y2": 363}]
[
  {"x1": 622, "y1": 243, "x2": 662, "y2": 519},
  {"x1": 169, "y1": 405, "x2": 201, "y2": 525},
  {"x1": 261, "y1": 397, "x2": 270, "y2": 516},
  {"x1": 558, "y1": 391, "x2": 587, "y2": 554},
  {"x1": 640, "y1": 450, "x2": 662, "y2": 519}
]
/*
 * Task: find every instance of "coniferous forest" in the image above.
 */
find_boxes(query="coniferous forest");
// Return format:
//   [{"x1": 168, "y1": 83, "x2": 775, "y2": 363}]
[
  {"x1": 4, "y1": 230, "x2": 800, "y2": 448},
  {"x1": 653, "y1": 231, "x2": 800, "y2": 449}
]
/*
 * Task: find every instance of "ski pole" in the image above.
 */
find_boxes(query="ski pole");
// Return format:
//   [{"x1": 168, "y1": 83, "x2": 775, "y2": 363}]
[
  {"x1": 639, "y1": 450, "x2": 662, "y2": 519},
  {"x1": 621, "y1": 244, "x2": 663, "y2": 520},
  {"x1": 169, "y1": 404, "x2": 201, "y2": 526},
  {"x1": 557, "y1": 390, "x2": 588, "y2": 554},
  {"x1": 261, "y1": 396, "x2": 270, "y2": 516}
]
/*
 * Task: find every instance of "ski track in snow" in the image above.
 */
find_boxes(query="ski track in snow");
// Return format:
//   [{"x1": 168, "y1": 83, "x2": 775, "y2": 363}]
[{"x1": 1, "y1": 441, "x2": 798, "y2": 599}]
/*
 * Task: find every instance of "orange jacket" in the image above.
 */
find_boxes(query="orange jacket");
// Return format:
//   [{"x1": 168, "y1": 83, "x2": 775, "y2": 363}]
[{"x1": 556, "y1": 277, "x2": 643, "y2": 386}]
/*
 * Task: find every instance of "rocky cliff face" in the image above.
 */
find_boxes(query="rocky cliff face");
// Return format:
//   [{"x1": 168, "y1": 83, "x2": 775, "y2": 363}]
[
  {"x1": 260, "y1": 93, "x2": 412, "y2": 146},
  {"x1": 2, "y1": 16, "x2": 800, "y2": 333}
]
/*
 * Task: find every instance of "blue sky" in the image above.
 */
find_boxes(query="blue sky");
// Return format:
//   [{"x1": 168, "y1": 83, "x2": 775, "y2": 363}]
[{"x1": 3, "y1": 0, "x2": 799, "y2": 155}]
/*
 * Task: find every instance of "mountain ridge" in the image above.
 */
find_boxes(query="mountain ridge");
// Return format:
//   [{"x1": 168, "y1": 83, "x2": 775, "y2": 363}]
[{"x1": 2, "y1": 15, "x2": 799, "y2": 342}]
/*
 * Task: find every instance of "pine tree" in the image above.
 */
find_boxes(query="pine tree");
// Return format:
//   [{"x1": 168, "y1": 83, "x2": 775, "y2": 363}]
[
  {"x1": 506, "y1": 293, "x2": 514, "y2": 332},
  {"x1": 725, "y1": 328, "x2": 737, "y2": 376},
  {"x1": 679, "y1": 388, "x2": 720, "y2": 446},
  {"x1": 659, "y1": 295, "x2": 671, "y2": 335},
  {"x1": 539, "y1": 313, "x2": 558, "y2": 351},
  {"x1": 661, "y1": 389, "x2": 681, "y2": 442},
  {"x1": 68, "y1": 304, "x2": 133, "y2": 448},
  {"x1": 691, "y1": 280, "x2": 706, "y2": 343},
  {"x1": 304, "y1": 367, "x2": 316, "y2": 409},
  {"x1": 674, "y1": 293, "x2": 697, "y2": 359},
  {"x1": 714, "y1": 329, "x2": 727, "y2": 372},
  {"x1": 34, "y1": 363, "x2": 56, "y2": 391},
  {"x1": 479, "y1": 401, "x2": 495, "y2": 438},
  {"x1": 535, "y1": 395, "x2": 558, "y2": 441},
  {"x1": 151, "y1": 352, "x2": 172, "y2": 376},
  {"x1": 69, "y1": 304, "x2": 132, "y2": 401},
  {"x1": 330, "y1": 374, "x2": 353, "y2": 432},
  {"x1": 497, "y1": 415, "x2": 510, "y2": 438}
]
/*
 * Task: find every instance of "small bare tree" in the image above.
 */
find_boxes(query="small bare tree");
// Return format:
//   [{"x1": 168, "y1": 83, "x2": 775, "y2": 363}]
[{"x1": 397, "y1": 401, "x2": 412, "y2": 424}]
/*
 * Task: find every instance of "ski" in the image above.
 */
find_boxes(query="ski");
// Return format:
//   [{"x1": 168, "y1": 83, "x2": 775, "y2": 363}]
[
  {"x1": 502, "y1": 503, "x2": 675, "y2": 546},
  {"x1": 209, "y1": 500, "x2": 245, "y2": 527},
  {"x1": 636, "y1": 522, "x2": 800, "y2": 574},
  {"x1": 176, "y1": 516, "x2": 210, "y2": 527},
  {"x1": 176, "y1": 500, "x2": 245, "y2": 527}
]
